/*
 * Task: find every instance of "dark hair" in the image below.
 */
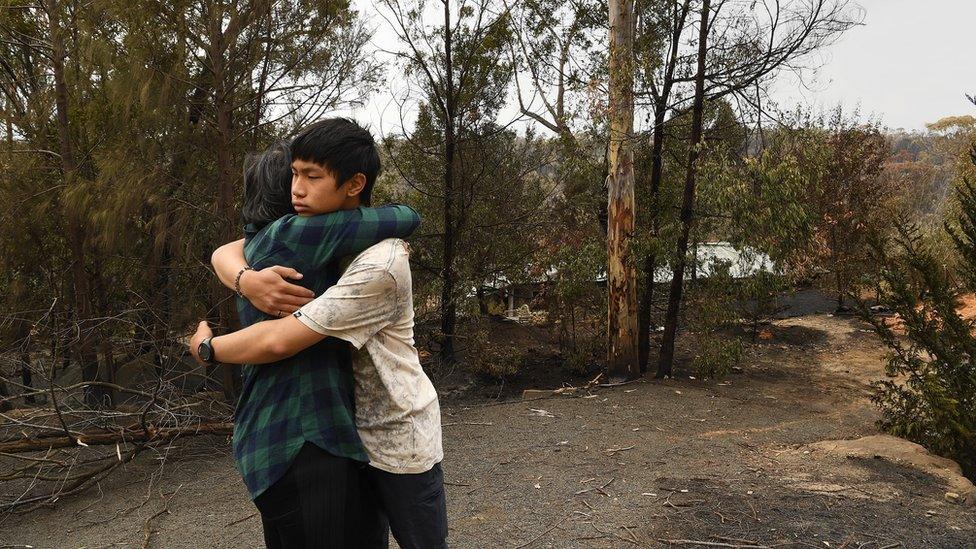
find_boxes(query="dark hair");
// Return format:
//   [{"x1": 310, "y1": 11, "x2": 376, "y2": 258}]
[
  {"x1": 242, "y1": 141, "x2": 293, "y2": 229},
  {"x1": 290, "y1": 118, "x2": 381, "y2": 206}
]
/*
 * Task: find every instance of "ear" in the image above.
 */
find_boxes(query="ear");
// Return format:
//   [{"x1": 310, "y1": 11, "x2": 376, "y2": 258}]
[{"x1": 344, "y1": 173, "x2": 367, "y2": 198}]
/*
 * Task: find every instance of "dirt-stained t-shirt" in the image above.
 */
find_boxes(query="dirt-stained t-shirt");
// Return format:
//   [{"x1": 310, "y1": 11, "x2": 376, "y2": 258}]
[{"x1": 294, "y1": 238, "x2": 443, "y2": 474}]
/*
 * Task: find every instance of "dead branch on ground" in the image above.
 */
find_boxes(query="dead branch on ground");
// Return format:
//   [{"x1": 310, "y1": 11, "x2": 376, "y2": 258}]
[{"x1": 0, "y1": 305, "x2": 234, "y2": 515}]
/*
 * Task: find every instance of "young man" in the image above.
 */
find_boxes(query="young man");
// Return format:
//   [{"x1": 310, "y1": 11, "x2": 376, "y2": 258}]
[
  {"x1": 203, "y1": 119, "x2": 421, "y2": 547},
  {"x1": 191, "y1": 235, "x2": 447, "y2": 548}
]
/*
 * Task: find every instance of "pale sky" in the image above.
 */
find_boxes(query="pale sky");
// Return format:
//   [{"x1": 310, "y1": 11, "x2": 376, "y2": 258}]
[
  {"x1": 767, "y1": 0, "x2": 976, "y2": 131},
  {"x1": 349, "y1": 0, "x2": 975, "y2": 136}
]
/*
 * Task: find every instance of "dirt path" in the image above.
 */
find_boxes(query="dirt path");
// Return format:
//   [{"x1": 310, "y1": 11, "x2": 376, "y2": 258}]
[{"x1": 3, "y1": 314, "x2": 974, "y2": 548}]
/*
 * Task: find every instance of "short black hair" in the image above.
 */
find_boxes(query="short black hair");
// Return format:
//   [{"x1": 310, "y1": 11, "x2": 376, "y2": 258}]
[
  {"x1": 241, "y1": 141, "x2": 293, "y2": 229},
  {"x1": 290, "y1": 118, "x2": 381, "y2": 206}
]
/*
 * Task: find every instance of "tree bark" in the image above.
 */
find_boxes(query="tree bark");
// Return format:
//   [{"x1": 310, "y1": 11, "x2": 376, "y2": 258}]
[
  {"x1": 606, "y1": 0, "x2": 639, "y2": 382},
  {"x1": 657, "y1": 0, "x2": 710, "y2": 378},
  {"x1": 638, "y1": 101, "x2": 668, "y2": 374},
  {"x1": 638, "y1": 0, "x2": 691, "y2": 375},
  {"x1": 440, "y1": 0, "x2": 457, "y2": 363},
  {"x1": 210, "y1": 10, "x2": 242, "y2": 399},
  {"x1": 45, "y1": 0, "x2": 102, "y2": 406}
]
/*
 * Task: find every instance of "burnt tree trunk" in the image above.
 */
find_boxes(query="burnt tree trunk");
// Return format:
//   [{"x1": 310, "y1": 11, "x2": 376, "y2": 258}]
[
  {"x1": 440, "y1": 1, "x2": 457, "y2": 363},
  {"x1": 638, "y1": 0, "x2": 691, "y2": 374},
  {"x1": 658, "y1": 0, "x2": 710, "y2": 378},
  {"x1": 638, "y1": 101, "x2": 668, "y2": 374},
  {"x1": 209, "y1": 11, "x2": 242, "y2": 399},
  {"x1": 45, "y1": 0, "x2": 103, "y2": 407}
]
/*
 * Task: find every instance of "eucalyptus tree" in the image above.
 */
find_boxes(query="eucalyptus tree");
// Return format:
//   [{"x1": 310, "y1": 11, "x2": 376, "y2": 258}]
[
  {"x1": 632, "y1": 0, "x2": 860, "y2": 377},
  {"x1": 506, "y1": 0, "x2": 610, "y2": 368},
  {"x1": 378, "y1": 0, "x2": 516, "y2": 362},
  {"x1": 605, "y1": 0, "x2": 639, "y2": 381},
  {"x1": 506, "y1": 0, "x2": 607, "y2": 222},
  {"x1": 507, "y1": 0, "x2": 605, "y2": 146}
]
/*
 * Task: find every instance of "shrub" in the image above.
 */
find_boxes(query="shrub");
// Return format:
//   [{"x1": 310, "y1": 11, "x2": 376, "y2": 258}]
[
  {"x1": 692, "y1": 335, "x2": 744, "y2": 380},
  {"x1": 463, "y1": 319, "x2": 527, "y2": 380},
  {"x1": 861, "y1": 147, "x2": 976, "y2": 478},
  {"x1": 684, "y1": 261, "x2": 746, "y2": 379},
  {"x1": 562, "y1": 331, "x2": 605, "y2": 375}
]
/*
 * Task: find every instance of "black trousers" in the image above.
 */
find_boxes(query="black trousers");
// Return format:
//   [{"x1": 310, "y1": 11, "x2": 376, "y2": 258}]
[
  {"x1": 254, "y1": 443, "x2": 446, "y2": 549},
  {"x1": 358, "y1": 463, "x2": 449, "y2": 549},
  {"x1": 254, "y1": 443, "x2": 374, "y2": 548}
]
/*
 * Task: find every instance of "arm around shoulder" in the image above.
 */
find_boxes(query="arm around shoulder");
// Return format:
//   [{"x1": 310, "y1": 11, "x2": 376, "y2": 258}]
[{"x1": 277, "y1": 204, "x2": 422, "y2": 270}]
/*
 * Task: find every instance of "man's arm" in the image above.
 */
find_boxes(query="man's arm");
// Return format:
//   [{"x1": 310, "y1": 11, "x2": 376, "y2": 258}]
[
  {"x1": 212, "y1": 204, "x2": 419, "y2": 314},
  {"x1": 276, "y1": 204, "x2": 420, "y2": 271},
  {"x1": 189, "y1": 257, "x2": 398, "y2": 365},
  {"x1": 189, "y1": 318, "x2": 324, "y2": 365},
  {"x1": 212, "y1": 239, "x2": 247, "y2": 289},
  {"x1": 212, "y1": 240, "x2": 315, "y2": 315}
]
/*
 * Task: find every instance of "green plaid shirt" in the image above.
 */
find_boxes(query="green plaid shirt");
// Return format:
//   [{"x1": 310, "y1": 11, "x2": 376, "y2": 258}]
[{"x1": 233, "y1": 205, "x2": 421, "y2": 499}]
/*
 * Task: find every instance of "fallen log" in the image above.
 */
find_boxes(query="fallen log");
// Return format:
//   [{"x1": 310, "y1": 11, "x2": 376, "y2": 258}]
[{"x1": 0, "y1": 422, "x2": 234, "y2": 454}]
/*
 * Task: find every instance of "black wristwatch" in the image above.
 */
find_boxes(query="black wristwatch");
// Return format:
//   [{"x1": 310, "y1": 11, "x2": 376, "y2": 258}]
[{"x1": 198, "y1": 337, "x2": 216, "y2": 364}]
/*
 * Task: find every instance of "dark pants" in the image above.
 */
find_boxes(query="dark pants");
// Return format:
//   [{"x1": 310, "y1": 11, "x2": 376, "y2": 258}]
[
  {"x1": 254, "y1": 443, "x2": 371, "y2": 548},
  {"x1": 359, "y1": 463, "x2": 449, "y2": 549}
]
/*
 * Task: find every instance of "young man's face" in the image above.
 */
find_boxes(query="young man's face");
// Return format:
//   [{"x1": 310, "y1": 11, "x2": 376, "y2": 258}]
[{"x1": 290, "y1": 158, "x2": 364, "y2": 215}]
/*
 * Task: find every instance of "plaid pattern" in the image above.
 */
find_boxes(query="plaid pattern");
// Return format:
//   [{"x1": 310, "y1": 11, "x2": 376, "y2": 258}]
[{"x1": 232, "y1": 205, "x2": 421, "y2": 500}]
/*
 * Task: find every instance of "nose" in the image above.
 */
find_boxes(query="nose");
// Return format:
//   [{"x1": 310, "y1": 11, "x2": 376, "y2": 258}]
[{"x1": 292, "y1": 177, "x2": 306, "y2": 198}]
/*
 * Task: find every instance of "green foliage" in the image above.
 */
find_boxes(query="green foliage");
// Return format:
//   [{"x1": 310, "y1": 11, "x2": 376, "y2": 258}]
[
  {"x1": 562, "y1": 329, "x2": 606, "y2": 375},
  {"x1": 864, "y1": 150, "x2": 976, "y2": 476},
  {"x1": 692, "y1": 335, "x2": 743, "y2": 380},
  {"x1": 547, "y1": 229, "x2": 605, "y2": 308},
  {"x1": 386, "y1": 114, "x2": 555, "y2": 318},
  {"x1": 702, "y1": 145, "x2": 815, "y2": 268},
  {"x1": 683, "y1": 262, "x2": 743, "y2": 379},
  {"x1": 463, "y1": 319, "x2": 527, "y2": 380},
  {"x1": 0, "y1": 0, "x2": 379, "y2": 388},
  {"x1": 381, "y1": 1, "x2": 562, "y2": 330},
  {"x1": 737, "y1": 269, "x2": 789, "y2": 336},
  {"x1": 700, "y1": 108, "x2": 898, "y2": 309},
  {"x1": 950, "y1": 155, "x2": 976, "y2": 294},
  {"x1": 536, "y1": 208, "x2": 606, "y2": 369}
]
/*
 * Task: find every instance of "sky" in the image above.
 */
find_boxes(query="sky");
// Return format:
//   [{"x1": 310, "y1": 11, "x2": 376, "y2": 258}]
[
  {"x1": 767, "y1": 0, "x2": 976, "y2": 131},
  {"x1": 351, "y1": 0, "x2": 975, "y2": 135}
]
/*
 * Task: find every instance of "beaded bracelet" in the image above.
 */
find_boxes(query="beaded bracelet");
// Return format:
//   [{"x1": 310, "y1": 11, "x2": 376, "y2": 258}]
[{"x1": 234, "y1": 266, "x2": 253, "y2": 298}]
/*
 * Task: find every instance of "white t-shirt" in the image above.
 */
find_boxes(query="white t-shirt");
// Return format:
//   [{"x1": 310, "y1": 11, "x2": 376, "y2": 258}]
[{"x1": 295, "y1": 238, "x2": 443, "y2": 474}]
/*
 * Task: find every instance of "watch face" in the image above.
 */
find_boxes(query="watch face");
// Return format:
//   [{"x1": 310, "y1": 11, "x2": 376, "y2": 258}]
[{"x1": 198, "y1": 340, "x2": 213, "y2": 362}]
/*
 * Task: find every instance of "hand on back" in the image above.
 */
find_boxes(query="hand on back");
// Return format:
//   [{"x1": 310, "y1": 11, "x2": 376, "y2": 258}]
[{"x1": 241, "y1": 266, "x2": 315, "y2": 316}]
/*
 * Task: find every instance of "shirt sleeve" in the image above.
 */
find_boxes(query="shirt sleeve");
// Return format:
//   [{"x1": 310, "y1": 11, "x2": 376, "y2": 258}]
[
  {"x1": 294, "y1": 262, "x2": 399, "y2": 349},
  {"x1": 272, "y1": 204, "x2": 420, "y2": 271}
]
